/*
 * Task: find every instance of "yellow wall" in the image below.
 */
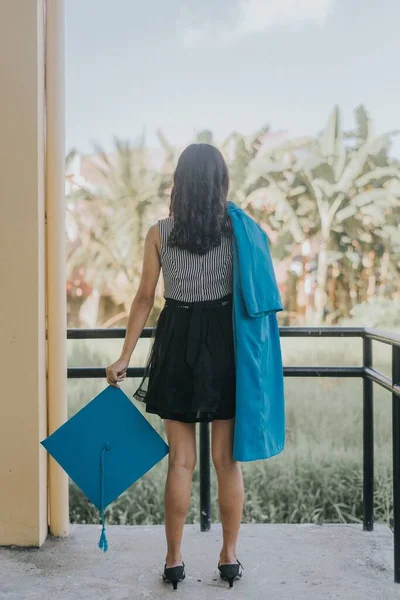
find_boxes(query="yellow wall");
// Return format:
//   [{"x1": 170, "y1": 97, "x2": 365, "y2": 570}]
[{"x1": 0, "y1": 0, "x2": 47, "y2": 546}]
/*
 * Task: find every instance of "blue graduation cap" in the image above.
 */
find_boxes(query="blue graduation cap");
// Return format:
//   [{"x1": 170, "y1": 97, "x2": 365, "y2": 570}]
[{"x1": 41, "y1": 385, "x2": 168, "y2": 552}]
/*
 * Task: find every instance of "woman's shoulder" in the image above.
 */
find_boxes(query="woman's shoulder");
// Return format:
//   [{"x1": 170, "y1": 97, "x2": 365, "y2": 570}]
[
  {"x1": 156, "y1": 216, "x2": 174, "y2": 247},
  {"x1": 157, "y1": 215, "x2": 173, "y2": 234}
]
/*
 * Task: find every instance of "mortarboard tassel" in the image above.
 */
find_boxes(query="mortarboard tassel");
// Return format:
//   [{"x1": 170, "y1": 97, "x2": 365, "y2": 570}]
[
  {"x1": 98, "y1": 524, "x2": 108, "y2": 553},
  {"x1": 98, "y1": 442, "x2": 111, "y2": 552}
]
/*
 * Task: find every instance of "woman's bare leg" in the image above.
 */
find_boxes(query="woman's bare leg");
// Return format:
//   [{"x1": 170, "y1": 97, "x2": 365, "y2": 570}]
[
  {"x1": 163, "y1": 419, "x2": 197, "y2": 568},
  {"x1": 211, "y1": 419, "x2": 244, "y2": 564}
]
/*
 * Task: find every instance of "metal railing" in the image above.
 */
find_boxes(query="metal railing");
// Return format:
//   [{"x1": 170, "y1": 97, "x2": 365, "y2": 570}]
[{"x1": 67, "y1": 326, "x2": 400, "y2": 583}]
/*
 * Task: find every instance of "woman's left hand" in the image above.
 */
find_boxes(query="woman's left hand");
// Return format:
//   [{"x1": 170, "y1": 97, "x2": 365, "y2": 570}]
[{"x1": 105, "y1": 358, "x2": 129, "y2": 387}]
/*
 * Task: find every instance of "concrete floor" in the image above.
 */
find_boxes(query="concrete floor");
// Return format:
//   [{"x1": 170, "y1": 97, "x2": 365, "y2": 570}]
[{"x1": 0, "y1": 523, "x2": 397, "y2": 600}]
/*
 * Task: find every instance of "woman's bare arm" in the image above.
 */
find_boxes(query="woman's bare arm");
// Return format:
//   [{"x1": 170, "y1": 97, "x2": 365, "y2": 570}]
[{"x1": 106, "y1": 224, "x2": 161, "y2": 386}]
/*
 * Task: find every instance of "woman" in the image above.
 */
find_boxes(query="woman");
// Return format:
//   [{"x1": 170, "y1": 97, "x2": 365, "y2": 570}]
[{"x1": 106, "y1": 144, "x2": 244, "y2": 589}]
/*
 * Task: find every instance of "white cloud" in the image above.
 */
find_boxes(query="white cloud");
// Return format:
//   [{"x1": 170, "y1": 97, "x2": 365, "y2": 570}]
[{"x1": 182, "y1": 0, "x2": 335, "y2": 46}]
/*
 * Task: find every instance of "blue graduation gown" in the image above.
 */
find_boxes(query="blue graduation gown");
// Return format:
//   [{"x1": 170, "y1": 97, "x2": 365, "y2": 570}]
[{"x1": 227, "y1": 202, "x2": 285, "y2": 462}]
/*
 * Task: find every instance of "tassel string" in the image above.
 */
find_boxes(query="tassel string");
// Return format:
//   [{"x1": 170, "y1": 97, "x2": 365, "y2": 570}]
[{"x1": 98, "y1": 442, "x2": 111, "y2": 552}]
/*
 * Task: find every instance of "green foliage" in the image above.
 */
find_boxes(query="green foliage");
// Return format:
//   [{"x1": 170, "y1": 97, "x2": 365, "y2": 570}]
[
  {"x1": 236, "y1": 105, "x2": 400, "y2": 322},
  {"x1": 66, "y1": 105, "x2": 400, "y2": 327},
  {"x1": 242, "y1": 457, "x2": 391, "y2": 525},
  {"x1": 66, "y1": 136, "x2": 170, "y2": 323},
  {"x1": 70, "y1": 455, "x2": 392, "y2": 527}
]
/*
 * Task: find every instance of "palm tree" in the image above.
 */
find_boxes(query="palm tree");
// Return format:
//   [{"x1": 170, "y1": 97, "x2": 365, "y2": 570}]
[
  {"x1": 66, "y1": 137, "x2": 170, "y2": 326},
  {"x1": 239, "y1": 106, "x2": 400, "y2": 322}
]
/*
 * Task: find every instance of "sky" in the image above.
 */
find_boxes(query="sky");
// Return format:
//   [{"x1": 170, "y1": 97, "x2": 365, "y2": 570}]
[{"x1": 65, "y1": 0, "x2": 400, "y2": 157}]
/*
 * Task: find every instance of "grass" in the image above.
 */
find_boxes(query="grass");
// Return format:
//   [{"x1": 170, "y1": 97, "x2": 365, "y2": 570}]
[{"x1": 67, "y1": 336, "x2": 393, "y2": 527}]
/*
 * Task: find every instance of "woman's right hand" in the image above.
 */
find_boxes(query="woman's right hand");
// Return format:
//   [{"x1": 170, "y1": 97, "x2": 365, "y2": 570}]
[{"x1": 105, "y1": 357, "x2": 129, "y2": 387}]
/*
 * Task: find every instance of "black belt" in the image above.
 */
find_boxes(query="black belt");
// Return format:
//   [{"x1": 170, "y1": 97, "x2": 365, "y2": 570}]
[{"x1": 164, "y1": 294, "x2": 232, "y2": 368}]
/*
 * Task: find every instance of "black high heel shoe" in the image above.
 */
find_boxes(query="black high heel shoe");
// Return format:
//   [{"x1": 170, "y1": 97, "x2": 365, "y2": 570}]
[
  {"x1": 218, "y1": 559, "x2": 243, "y2": 588},
  {"x1": 163, "y1": 562, "x2": 185, "y2": 590}
]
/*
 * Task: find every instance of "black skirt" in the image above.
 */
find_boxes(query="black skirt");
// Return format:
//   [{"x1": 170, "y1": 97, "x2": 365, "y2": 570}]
[{"x1": 134, "y1": 293, "x2": 236, "y2": 423}]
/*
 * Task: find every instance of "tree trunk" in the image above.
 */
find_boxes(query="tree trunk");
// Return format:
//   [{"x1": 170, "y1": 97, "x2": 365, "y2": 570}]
[{"x1": 314, "y1": 234, "x2": 329, "y2": 324}]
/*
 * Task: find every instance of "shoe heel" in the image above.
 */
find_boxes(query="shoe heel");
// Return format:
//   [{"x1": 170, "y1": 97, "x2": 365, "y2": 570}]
[
  {"x1": 218, "y1": 559, "x2": 243, "y2": 588},
  {"x1": 163, "y1": 563, "x2": 185, "y2": 590}
]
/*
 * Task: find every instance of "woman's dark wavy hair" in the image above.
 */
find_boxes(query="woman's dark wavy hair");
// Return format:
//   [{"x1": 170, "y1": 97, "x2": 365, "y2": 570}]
[{"x1": 168, "y1": 143, "x2": 231, "y2": 255}]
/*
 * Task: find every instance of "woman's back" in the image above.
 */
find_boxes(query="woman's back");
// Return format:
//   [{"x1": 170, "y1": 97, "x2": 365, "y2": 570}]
[{"x1": 158, "y1": 216, "x2": 233, "y2": 303}]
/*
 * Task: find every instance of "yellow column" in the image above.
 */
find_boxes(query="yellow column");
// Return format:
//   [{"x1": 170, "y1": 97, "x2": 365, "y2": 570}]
[
  {"x1": 46, "y1": 0, "x2": 69, "y2": 537},
  {"x1": 0, "y1": 0, "x2": 47, "y2": 546}
]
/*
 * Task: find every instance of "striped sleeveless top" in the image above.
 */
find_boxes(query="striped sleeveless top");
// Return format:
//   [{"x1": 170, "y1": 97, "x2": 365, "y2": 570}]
[{"x1": 158, "y1": 216, "x2": 233, "y2": 302}]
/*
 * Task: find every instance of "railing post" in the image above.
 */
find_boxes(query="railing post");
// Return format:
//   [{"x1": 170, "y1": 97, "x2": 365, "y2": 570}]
[
  {"x1": 199, "y1": 422, "x2": 211, "y2": 531},
  {"x1": 363, "y1": 336, "x2": 374, "y2": 531},
  {"x1": 392, "y1": 345, "x2": 400, "y2": 583}
]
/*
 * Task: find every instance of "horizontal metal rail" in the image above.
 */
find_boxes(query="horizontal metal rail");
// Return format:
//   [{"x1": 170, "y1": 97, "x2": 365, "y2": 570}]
[
  {"x1": 67, "y1": 325, "x2": 365, "y2": 340},
  {"x1": 365, "y1": 328, "x2": 400, "y2": 348},
  {"x1": 364, "y1": 366, "x2": 400, "y2": 398},
  {"x1": 67, "y1": 326, "x2": 400, "y2": 344},
  {"x1": 284, "y1": 366, "x2": 363, "y2": 377},
  {"x1": 68, "y1": 365, "x2": 365, "y2": 379},
  {"x1": 68, "y1": 327, "x2": 154, "y2": 339},
  {"x1": 279, "y1": 326, "x2": 364, "y2": 337},
  {"x1": 68, "y1": 367, "x2": 145, "y2": 379}
]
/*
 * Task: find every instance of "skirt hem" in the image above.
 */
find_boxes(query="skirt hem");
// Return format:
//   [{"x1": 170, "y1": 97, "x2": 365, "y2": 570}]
[{"x1": 144, "y1": 405, "x2": 235, "y2": 423}]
